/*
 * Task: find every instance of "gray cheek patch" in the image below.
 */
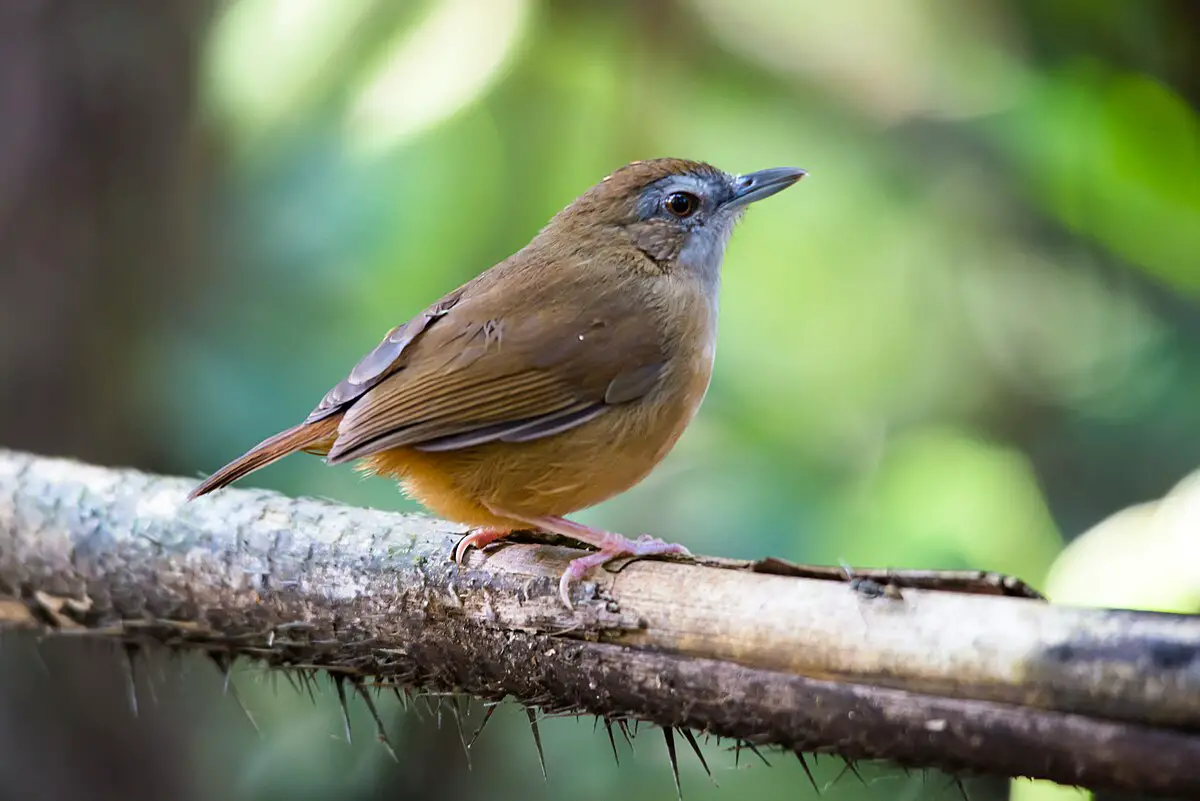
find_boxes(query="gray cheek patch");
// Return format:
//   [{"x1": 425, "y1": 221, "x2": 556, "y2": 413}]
[{"x1": 678, "y1": 220, "x2": 734, "y2": 292}]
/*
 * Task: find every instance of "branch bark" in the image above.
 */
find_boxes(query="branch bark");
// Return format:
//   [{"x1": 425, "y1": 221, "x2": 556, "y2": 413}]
[{"x1": 1, "y1": 448, "x2": 1198, "y2": 797}]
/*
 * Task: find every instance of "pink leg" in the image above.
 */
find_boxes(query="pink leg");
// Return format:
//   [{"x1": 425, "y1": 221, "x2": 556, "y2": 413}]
[
  {"x1": 453, "y1": 527, "x2": 512, "y2": 566},
  {"x1": 483, "y1": 504, "x2": 689, "y2": 608}
]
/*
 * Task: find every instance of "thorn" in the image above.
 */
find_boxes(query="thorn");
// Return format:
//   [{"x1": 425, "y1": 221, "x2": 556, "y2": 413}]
[
  {"x1": 450, "y1": 699, "x2": 472, "y2": 771},
  {"x1": 526, "y1": 707, "x2": 548, "y2": 780},
  {"x1": 210, "y1": 652, "x2": 233, "y2": 696},
  {"x1": 834, "y1": 759, "x2": 866, "y2": 787},
  {"x1": 406, "y1": 689, "x2": 426, "y2": 722},
  {"x1": 743, "y1": 741, "x2": 771, "y2": 767},
  {"x1": 662, "y1": 727, "x2": 683, "y2": 801},
  {"x1": 467, "y1": 705, "x2": 497, "y2": 749},
  {"x1": 122, "y1": 644, "x2": 139, "y2": 717},
  {"x1": 795, "y1": 751, "x2": 820, "y2": 794},
  {"x1": 166, "y1": 647, "x2": 184, "y2": 680},
  {"x1": 412, "y1": 690, "x2": 432, "y2": 724},
  {"x1": 304, "y1": 670, "x2": 320, "y2": 705},
  {"x1": 333, "y1": 676, "x2": 353, "y2": 745},
  {"x1": 28, "y1": 641, "x2": 50, "y2": 675},
  {"x1": 617, "y1": 719, "x2": 635, "y2": 751},
  {"x1": 281, "y1": 670, "x2": 302, "y2": 697},
  {"x1": 209, "y1": 653, "x2": 259, "y2": 734},
  {"x1": 679, "y1": 729, "x2": 715, "y2": 786},
  {"x1": 390, "y1": 683, "x2": 408, "y2": 712},
  {"x1": 143, "y1": 654, "x2": 159, "y2": 707},
  {"x1": 732, "y1": 739, "x2": 770, "y2": 767},
  {"x1": 420, "y1": 694, "x2": 437, "y2": 722},
  {"x1": 353, "y1": 679, "x2": 398, "y2": 762},
  {"x1": 603, "y1": 719, "x2": 620, "y2": 766}
]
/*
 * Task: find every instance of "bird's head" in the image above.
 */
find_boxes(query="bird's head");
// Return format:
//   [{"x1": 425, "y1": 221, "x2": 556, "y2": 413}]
[{"x1": 541, "y1": 158, "x2": 805, "y2": 286}]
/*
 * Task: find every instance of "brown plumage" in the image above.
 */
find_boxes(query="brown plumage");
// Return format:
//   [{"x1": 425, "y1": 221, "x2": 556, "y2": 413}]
[{"x1": 190, "y1": 158, "x2": 805, "y2": 606}]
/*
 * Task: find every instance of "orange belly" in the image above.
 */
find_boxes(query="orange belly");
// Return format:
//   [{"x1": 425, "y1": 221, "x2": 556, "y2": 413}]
[{"x1": 360, "y1": 394, "x2": 698, "y2": 530}]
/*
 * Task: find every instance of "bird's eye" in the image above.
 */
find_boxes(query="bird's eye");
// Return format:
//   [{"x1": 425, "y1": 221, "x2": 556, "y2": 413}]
[{"x1": 663, "y1": 192, "x2": 699, "y2": 218}]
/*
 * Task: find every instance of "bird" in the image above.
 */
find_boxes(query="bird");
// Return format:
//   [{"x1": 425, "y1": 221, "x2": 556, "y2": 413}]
[{"x1": 188, "y1": 157, "x2": 805, "y2": 607}]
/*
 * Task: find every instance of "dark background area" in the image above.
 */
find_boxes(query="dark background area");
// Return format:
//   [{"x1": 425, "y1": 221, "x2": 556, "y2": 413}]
[{"x1": 0, "y1": 1, "x2": 1197, "y2": 800}]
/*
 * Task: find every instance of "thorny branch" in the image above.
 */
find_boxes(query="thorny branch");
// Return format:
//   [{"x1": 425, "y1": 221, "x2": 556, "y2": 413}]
[{"x1": 0, "y1": 449, "x2": 1198, "y2": 797}]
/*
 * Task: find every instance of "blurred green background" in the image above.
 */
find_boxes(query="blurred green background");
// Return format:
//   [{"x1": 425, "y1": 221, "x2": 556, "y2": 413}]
[{"x1": 0, "y1": 1, "x2": 1197, "y2": 800}]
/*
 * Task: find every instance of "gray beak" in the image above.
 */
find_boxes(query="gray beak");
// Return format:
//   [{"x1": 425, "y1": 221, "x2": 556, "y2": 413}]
[{"x1": 725, "y1": 166, "x2": 807, "y2": 210}]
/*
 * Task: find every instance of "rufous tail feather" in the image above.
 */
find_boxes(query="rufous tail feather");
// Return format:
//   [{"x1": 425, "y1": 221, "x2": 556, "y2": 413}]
[{"x1": 187, "y1": 415, "x2": 340, "y2": 500}]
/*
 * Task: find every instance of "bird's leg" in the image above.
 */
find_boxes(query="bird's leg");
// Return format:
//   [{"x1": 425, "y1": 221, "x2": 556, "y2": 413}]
[
  {"x1": 452, "y1": 527, "x2": 512, "y2": 565},
  {"x1": 483, "y1": 504, "x2": 689, "y2": 607}
]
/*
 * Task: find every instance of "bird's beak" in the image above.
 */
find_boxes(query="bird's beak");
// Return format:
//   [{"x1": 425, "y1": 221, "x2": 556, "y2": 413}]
[{"x1": 724, "y1": 167, "x2": 807, "y2": 210}]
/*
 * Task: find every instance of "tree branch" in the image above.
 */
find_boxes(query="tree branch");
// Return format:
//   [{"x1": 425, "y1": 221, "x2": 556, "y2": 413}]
[{"x1": 1, "y1": 449, "x2": 1197, "y2": 797}]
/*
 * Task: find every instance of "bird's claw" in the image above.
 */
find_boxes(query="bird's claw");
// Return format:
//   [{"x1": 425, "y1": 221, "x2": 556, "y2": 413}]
[
  {"x1": 558, "y1": 534, "x2": 690, "y2": 608},
  {"x1": 452, "y1": 528, "x2": 509, "y2": 566}
]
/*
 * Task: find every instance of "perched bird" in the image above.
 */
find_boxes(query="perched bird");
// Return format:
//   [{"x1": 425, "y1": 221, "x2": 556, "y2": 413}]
[{"x1": 189, "y1": 158, "x2": 805, "y2": 606}]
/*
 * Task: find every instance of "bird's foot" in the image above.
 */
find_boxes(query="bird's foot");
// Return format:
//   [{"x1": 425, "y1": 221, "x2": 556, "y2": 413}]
[
  {"x1": 479, "y1": 503, "x2": 689, "y2": 608},
  {"x1": 558, "y1": 532, "x2": 689, "y2": 608},
  {"x1": 452, "y1": 527, "x2": 511, "y2": 565}
]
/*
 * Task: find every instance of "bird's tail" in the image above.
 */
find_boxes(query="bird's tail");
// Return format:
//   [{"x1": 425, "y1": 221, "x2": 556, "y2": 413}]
[{"x1": 187, "y1": 415, "x2": 340, "y2": 500}]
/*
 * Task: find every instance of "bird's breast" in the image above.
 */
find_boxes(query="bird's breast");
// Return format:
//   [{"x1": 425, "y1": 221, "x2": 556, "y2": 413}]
[{"x1": 664, "y1": 283, "x2": 719, "y2": 416}]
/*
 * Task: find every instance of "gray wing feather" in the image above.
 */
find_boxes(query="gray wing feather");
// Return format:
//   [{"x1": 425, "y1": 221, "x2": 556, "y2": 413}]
[{"x1": 305, "y1": 292, "x2": 463, "y2": 423}]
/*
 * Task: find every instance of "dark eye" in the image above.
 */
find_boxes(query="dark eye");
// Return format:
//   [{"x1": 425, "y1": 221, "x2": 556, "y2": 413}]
[{"x1": 663, "y1": 191, "x2": 699, "y2": 218}]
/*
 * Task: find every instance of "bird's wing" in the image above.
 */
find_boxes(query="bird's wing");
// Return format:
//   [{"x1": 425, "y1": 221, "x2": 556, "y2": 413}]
[
  {"x1": 305, "y1": 287, "x2": 469, "y2": 424},
  {"x1": 321, "y1": 275, "x2": 667, "y2": 463}
]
